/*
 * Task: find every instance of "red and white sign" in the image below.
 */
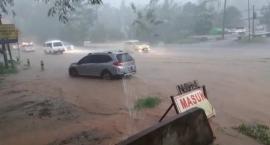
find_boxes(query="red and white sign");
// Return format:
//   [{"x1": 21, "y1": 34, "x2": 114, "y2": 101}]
[{"x1": 173, "y1": 88, "x2": 216, "y2": 118}]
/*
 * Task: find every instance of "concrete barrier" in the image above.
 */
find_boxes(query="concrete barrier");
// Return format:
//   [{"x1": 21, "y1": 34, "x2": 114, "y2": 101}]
[{"x1": 117, "y1": 108, "x2": 214, "y2": 145}]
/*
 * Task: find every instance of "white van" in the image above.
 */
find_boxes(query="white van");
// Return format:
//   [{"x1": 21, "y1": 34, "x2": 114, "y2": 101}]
[{"x1": 44, "y1": 40, "x2": 66, "y2": 54}]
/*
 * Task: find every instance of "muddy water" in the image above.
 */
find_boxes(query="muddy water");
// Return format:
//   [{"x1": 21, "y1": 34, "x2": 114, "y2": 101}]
[
  {"x1": 143, "y1": 41, "x2": 270, "y2": 126},
  {"x1": 1, "y1": 41, "x2": 270, "y2": 145}
]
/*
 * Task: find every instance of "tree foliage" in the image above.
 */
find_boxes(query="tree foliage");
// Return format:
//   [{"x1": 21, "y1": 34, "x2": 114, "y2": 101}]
[
  {"x1": 224, "y1": 6, "x2": 243, "y2": 28},
  {"x1": 12, "y1": 0, "x2": 133, "y2": 43},
  {"x1": 59, "y1": 3, "x2": 98, "y2": 42},
  {"x1": 131, "y1": 0, "x2": 218, "y2": 42},
  {"x1": 3, "y1": 0, "x2": 245, "y2": 44},
  {"x1": 131, "y1": 0, "x2": 164, "y2": 42},
  {"x1": 261, "y1": 3, "x2": 270, "y2": 30},
  {"x1": 0, "y1": 0, "x2": 102, "y2": 23}
]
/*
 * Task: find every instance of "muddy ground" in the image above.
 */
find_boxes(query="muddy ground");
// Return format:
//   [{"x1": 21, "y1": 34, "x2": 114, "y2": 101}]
[{"x1": 0, "y1": 40, "x2": 270, "y2": 145}]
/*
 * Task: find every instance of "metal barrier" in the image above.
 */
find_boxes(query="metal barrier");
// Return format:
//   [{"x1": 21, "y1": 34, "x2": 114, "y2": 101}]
[{"x1": 117, "y1": 108, "x2": 214, "y2": 145}]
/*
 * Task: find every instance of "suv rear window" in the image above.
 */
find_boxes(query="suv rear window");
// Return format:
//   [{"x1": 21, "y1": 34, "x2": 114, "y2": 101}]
[
  {"x1": 97, "y1": 55, "x2": 112, "y2": 63},
  {"x1": 79, "y1": 55, "x2": 112, "y2": 64},
  {"x1": 117, "y1": 53, "x2": 134, "y2": 62},
  {"x1": 91, "y1": 55, "x2": 112, "y2": 63}
]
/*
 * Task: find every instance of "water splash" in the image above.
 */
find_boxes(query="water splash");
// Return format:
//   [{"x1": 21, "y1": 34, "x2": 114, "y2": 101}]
[{"x1": 121, "y1": 77, "x2": 141, "y2": 136}]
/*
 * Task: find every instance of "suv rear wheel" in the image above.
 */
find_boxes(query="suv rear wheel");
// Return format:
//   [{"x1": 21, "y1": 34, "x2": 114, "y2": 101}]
[{"x1": 101, "y1": 71, "x2": 112, "y2": 80}]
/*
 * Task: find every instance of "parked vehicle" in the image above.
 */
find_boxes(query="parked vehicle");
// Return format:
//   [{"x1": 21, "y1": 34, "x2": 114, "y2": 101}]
[
  {"x1": 44, "y1": 40, "x2": 66, "y2": 54},
  {"x1": 69, "y1": 51, "x2": 136, "y2": 79}
]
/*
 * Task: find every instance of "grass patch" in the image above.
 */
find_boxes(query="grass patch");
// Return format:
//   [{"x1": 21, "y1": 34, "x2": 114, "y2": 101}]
[
  {"x1": 0, "y1": 64, "x2": 18, "y2": 74},
  {"x1": 237, "y1": 37, "x2": 268, "y2": 43},
  {"x1": 134, "y1": 96, "x2": 161, "y2": 110},
  {"x1": 236, "y1": 123, "x2": 270, "y2": 145}
]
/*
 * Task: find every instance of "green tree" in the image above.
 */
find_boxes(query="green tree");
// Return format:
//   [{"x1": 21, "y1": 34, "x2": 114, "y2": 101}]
[
  {"x1": 59, "y1": 3, "x2": 98, "y2": 43},
  {"x1": 261, "y1": 3, "x2": 270, "y2": 30},
  {"x1": 13, "y1": 0, "x2": 63, "y2": 42},
  {"x1": 176, "y1": 1, "x2": 215, "y2": 35},
  {"x1": 225, "y1": 6, "x2": 243, "y2": 28},
  {"x1": 180, "y1": 2, "x2": 199, "y2": 35},
  {"x1": 131, "y1": 0, "x2": 164, "y2": 42},
  {"x1": 0, "y1": 0, "x2": 102, "y2": 23},
  {"x1": 155, "y1": 0, "x2": 180, "y2": 42},
  {"x1": 130, "y1": 0, "x2": 217, "y2": 42},
  {"x1": 10, "y1": 0, "x2": 131, "y2": 43},
  {"x1": 193, "y1": 2, "x2": 215, "y2": 35}
]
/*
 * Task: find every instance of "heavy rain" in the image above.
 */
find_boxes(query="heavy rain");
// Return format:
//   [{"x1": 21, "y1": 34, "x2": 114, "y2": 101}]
[{"x1": 0, "y1": 0, "x2": 270, "y2": 145}]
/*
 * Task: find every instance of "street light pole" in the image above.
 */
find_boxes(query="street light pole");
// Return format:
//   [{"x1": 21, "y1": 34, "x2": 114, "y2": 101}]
[
  {"x1": 252, "y1": 5, "x2": 255, "y2": 37},
  {"x1": 248, "y1": 0, "x2": 251, "y2": 41},
  {"x1": 222, "y1": 0, "x2": 227, "y2": 39}
]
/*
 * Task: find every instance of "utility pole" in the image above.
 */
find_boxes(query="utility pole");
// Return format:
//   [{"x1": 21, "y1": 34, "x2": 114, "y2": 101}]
[
  {"x1": 252, "y1": 5, "x2": 255, "y2": 37},
  {"x1": 248, "y1": 0, "x2": 251, "y2": 41},
  {"x1": 222, "y1": 0, "x2": 227, "y2": 39}
]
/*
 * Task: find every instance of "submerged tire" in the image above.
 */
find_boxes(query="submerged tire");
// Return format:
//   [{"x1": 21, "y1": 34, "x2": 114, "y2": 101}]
[
  {"x1": 101, "y1": 71, "x2": 113, "y2": 80},
  {"x1": 69, "y1": 68, "x2": 78, "y2": 77}
]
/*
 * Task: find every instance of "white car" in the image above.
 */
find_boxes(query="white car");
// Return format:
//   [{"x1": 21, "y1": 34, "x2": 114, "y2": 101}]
[
  {"x1": 22, "y1": 45, "x2": 35, "y2": 52},
  {"x1": 21, "y1": 42, "x2": 35, "y2": 52},
  {"x1": 44, "y1": 40, "x2": 66, "y2": 54},
  {"x1": 124, "y1": 40, "x2": 151, "y2": 53},
  {"x1": 134, "y1": 44, "x2": 151, "y2": 53}
]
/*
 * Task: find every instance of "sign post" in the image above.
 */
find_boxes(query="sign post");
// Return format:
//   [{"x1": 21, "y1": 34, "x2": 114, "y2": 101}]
[
  {"x1": 159, "y1": 81, "x2": 215, "y2": 122},
  {"x1": 0, "y1": 24, "x2": 19, "y2": 67},
  {"x1": 0, "y1": 24, "x2": 19, "y2": 43},
  {"x1": 172, "y1": 88, "x2": 216, "y2": 118}
]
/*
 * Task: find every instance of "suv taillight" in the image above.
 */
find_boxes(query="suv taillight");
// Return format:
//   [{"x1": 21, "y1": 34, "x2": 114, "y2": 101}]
[{"x1": 113, "y1": 61, "x2": 123, "y2": 66}]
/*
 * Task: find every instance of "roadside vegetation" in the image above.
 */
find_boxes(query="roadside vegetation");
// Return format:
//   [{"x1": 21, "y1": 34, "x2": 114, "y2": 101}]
[
  {"x1": 0, "y1": 63, "x2": 18, "y2": 75},
  {"x1": 134, "y1": 96, "x2": 161, "y2": 110},
  {"x1": 237, "y1": 37, "x2": 268, "y2": 43},
  {"x1": 236, "y1": 123, "x2": 270, "y2": 145}
]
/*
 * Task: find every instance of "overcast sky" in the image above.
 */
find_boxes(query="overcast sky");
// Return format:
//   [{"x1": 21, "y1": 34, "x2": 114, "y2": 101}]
[
  {"x1": 102, "y1": 0, "x2": 268, "y2": 9},
  {"x1": 102, "y1": 0, "x2": 195, "y2": 7}
]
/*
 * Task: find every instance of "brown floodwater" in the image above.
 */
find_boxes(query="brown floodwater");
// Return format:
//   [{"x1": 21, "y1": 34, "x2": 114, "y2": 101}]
[{"x1": 0, "y1": 41, "x2": 269, "y2": 145}]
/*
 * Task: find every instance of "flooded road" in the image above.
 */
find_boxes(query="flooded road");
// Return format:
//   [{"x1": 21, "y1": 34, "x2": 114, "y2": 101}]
[{"x1": 0, "y1": 41, "x2": 270, "y2": 145}]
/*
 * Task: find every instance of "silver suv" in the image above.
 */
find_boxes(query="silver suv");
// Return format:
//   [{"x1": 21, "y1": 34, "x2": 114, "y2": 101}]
[{"x1": 69, "y1": 51, "x2": 136, "y2": 79}]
